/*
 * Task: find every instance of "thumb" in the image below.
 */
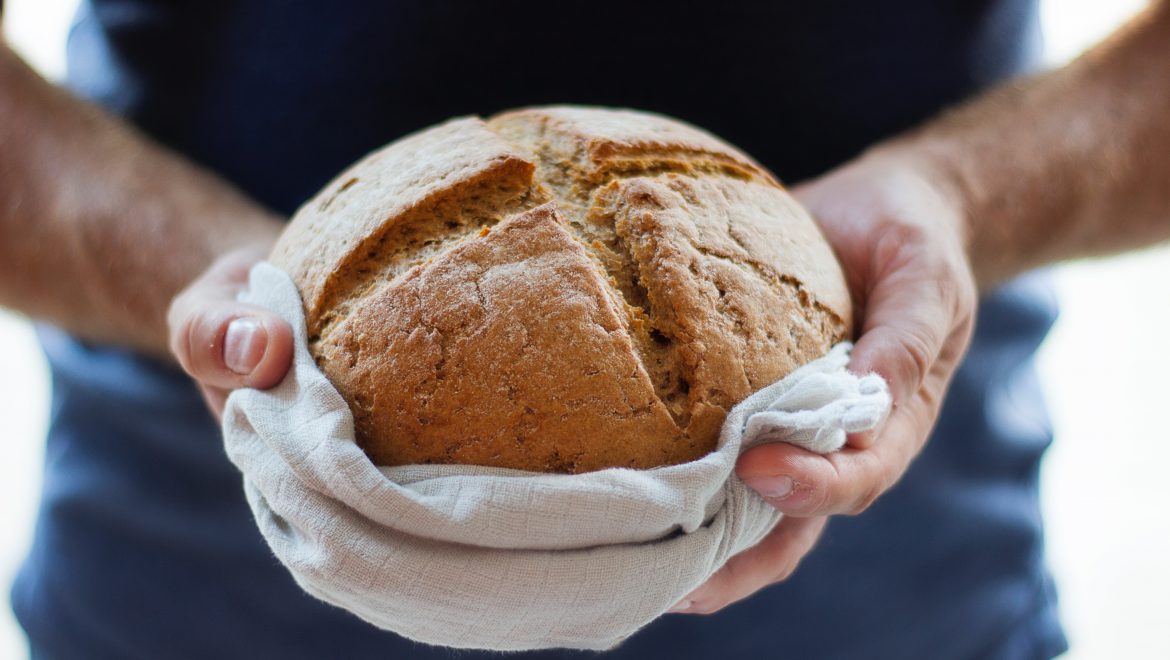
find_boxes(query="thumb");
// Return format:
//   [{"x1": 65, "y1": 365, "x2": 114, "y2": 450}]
[{"x1": 169, "y1": 300, "x2": 294, "y2": 391}]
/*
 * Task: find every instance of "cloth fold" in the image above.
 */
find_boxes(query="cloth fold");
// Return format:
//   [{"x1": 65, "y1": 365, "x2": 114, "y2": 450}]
[{"x1": 222, "y1": 262, "x2": 890, "y2": 651}]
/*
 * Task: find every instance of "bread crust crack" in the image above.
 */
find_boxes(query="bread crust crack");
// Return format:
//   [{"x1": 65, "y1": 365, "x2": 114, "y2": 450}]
[{"x1": 271, "y1": 107, "x2": 853, "y2": 473}]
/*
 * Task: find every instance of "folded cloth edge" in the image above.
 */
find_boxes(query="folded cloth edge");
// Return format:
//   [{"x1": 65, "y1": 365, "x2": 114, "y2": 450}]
[{"x1": 222, "y1": 262, "x2": 891, "y2": 651}]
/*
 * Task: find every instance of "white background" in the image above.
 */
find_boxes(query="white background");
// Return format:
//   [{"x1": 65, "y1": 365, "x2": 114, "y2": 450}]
[{"x1": 1, "y1": 1, "x2": 1166, "y2": 658}]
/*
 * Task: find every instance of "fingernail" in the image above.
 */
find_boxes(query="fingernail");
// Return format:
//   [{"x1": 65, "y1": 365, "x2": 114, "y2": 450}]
[
  {"x1": 224, "y1": 317, "x2": 266, "y2": 375},
  {"x1": 749, "y1": 475, "x2": 795, "y2": 499},
  {"x1": 667, "y1": 599, "x2": 692, "y2": 613}
]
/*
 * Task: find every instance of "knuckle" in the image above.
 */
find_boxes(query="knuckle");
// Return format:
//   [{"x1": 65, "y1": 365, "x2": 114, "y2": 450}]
[
  {"x1": 166, "y1": 290, "x2": 196, "y2": 353},
  {"x1": 954, "y1": 280, "x2": 978, "y2": 337},
  {"x1": 771, "y1": 557, "x2": 800, "y2": 582},
  {"x1": 847, "y1": 463, "x2": 900, "y2": 516},
  {"x1": 955, "y1": 269, "x2": 978, "y2": 311},
  {"x1": 848, "y1": 484, "x2": 883, "y2": 515},
  {"x1": 169, "y1": 310, "x2": 200, "y2": 371},
  {"x1": 845, "y1": 455, "x2": 888, "y2": 515},
  {"x1": 896, "y1": 328, "x2": 933, "y2": 393},
  {"x1": 871, "y1": 221, "x2": 929, "y2": 276},
  {"x1": 939, "y1": 260, "x2": 977, "y2": 323},
  {"x1": 165, "y1": 292, "x2": 186, "y2": 329}
]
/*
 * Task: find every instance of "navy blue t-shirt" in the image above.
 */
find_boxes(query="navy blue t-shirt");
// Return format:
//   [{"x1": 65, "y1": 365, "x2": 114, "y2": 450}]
[{"x1": 12, "y1": 1, "x2": 1067, "y2": 658}]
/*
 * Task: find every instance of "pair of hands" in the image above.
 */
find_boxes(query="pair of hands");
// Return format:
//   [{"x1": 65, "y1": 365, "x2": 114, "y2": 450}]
[{"x1": 168, "y1": 152, "x2": 977, "y2": 615}]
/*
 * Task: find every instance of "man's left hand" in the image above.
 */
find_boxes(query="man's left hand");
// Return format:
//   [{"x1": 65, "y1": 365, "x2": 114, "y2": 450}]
[{"x1": 672, "y1": 150, "x2": 977, "y2": 614}]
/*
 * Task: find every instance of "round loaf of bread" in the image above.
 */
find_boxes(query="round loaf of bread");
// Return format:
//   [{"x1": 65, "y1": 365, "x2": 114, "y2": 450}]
[{"x1": 270, "y1": 106, "x2": 852, "y2": 474}]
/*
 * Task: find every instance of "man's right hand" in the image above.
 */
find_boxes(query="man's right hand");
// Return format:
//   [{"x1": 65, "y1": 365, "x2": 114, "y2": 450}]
[{"x1": 167, "y1": 244, "x2": 294, "y2": 418}]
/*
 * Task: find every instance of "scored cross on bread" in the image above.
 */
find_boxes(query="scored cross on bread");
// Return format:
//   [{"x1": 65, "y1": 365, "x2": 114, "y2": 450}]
[{"x1": 270, "y1": 106, "x2": 851, "y2": 474}]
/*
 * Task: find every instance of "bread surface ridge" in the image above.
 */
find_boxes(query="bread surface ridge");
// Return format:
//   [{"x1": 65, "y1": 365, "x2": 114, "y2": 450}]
[{"x1": 270, "y1": 106, "x2": 851, "y2": 473}]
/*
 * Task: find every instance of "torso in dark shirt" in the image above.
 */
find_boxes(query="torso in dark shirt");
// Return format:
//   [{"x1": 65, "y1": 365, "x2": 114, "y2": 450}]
[{"x1": 12, "y1": 2, "x2": 1066, "y2": 658}]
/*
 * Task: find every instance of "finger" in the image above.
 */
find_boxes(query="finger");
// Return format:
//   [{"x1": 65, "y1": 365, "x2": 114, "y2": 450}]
[
  {"x1": 738, "y1": 357, "x2": 952, "y2": 517},
  {"x1": 844, "y1": 426, "x2": 881, "y2": 451},
  {"x1": 670, "y1": 516, "x2": 827, "y2": 615},
  {"x1": 851, "y1": 259, "x2": 956, "y2": 407},
  {"x1": 169, "y1": 299, "x2": 293, "y2": 391}
]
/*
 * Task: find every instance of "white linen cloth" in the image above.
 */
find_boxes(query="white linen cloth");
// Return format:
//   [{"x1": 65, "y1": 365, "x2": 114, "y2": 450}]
[{"x1": 222, "y1": 262, "x2": 890, "y2": 651}]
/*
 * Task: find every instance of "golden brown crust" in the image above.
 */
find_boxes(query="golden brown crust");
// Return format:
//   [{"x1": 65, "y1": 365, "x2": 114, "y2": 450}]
[
  {"x1": 316, "y1": 204, "x2": 688, "y2": 472},
  {"x1": 270, "y1": 117, "x2": 539, "y2": 340},
  {"x1": 273, "y1": 106, "x2": 852, "y2": 473}
]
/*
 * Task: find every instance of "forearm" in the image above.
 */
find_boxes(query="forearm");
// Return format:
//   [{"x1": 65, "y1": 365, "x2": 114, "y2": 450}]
[
  {"x1": 0, "y1": 44, "x2": 283, "y2": 357},
  {"x1": 872, "y1": 1, "x2": 1170, "y2": 290}
]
